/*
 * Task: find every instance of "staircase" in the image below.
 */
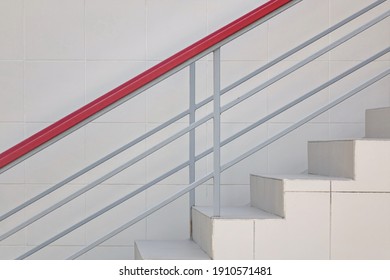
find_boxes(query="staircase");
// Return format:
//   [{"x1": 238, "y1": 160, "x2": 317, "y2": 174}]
[
  {"x1": 0, "y1": 0, "x2": 389, "y2": 260},
  {"x1": 135, "y1": 107, "x2": 390, "y2": 260}
]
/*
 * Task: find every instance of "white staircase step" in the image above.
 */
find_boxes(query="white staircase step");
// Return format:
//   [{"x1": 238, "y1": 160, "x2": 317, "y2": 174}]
[
  {"x1": 250, "y1": 174, "x2": 335, "y2": 217},
  {"x1": 308, "y1": 139, "x2": 390, "y2": 191},
  {"x1": 194, "y1": 206, "x2": 280, "y2": 219},
  {"x1": 134, "y1": 240, "x2": 210, "y2": 260},
  {"x1": 192, "y1": 206, "x2": 282, "y2": 260},
  {"x1": 192, "y1": 202, "x2": 330, "y2": 259},
  {"x1": 365, "y1": 107, "x2": 390, "y2": 138}
]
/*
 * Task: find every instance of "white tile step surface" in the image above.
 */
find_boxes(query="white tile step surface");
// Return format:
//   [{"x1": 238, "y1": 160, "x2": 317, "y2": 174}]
[
  {"x1": 134, "y1": 240, "x2": 210, "y2": 260},
  {"x1": 193, "y1": 206, "x2": 281, "y2": 219}
]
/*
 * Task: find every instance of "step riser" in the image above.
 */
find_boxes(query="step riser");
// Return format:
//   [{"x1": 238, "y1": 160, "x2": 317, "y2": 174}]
[
  {"x1": 134, "y1": 243, "x2": 143, "y2": 260},
  {"x1": 308, "y1": 141, "x2": 355, "y2": 178},
  {"x1": 250, "y1": 176, "x2": 284, "y2": 217},
  {"x1": 308, "y1": 140, "x2": 390, "y2": 191},
  {"x1": 191, "y1": 208, "x2": 213, "y2": 258},
  {"x1": 365, "y1": 107, "x2": 390, "y2": 138}
]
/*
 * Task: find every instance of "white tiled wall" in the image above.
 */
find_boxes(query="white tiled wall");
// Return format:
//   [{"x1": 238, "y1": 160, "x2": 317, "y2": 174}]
[{"x1": 0, "y1": 0, "x2": 389, "y2": 259}]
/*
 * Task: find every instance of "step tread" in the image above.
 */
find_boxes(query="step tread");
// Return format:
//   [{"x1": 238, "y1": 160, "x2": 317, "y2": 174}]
[
  {"x1": 309, "y1": 138, "x2": 390, "y2": 143},
  {"x1": 135, "y1": 240, "x2": 210, "y2": 260},
  {"x1": 193, "y1": 206, "x2": 281, "y2": 220}
]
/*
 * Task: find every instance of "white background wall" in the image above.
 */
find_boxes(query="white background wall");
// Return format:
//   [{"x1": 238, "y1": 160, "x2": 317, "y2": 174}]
[{"x1": 0, "y1": 0, "x2": 389, "y2": 259}]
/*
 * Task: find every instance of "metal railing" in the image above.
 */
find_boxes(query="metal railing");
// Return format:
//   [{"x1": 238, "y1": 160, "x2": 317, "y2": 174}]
[{"x1": 0, "y1": 0, "x2": 389, "y2": 259}]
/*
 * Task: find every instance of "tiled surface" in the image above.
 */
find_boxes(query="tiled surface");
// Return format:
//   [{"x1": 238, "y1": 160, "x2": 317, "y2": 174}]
[
  {"x1": 0, "y1": 62, "x2": 24, "y2": 122},
  {"x1": 25, "y1": 0, "x2": 85, "y2": 60},
  {"x1": 24, "y1": 62, "x2": 85, "y2": 123},
  {"x1": 24, "y1": 184, "x2": 86, "y2": 246},
  {"x1": 192, "y1": 207, "x2": 213, "y2": 257},
  {"x1": 212, "y1": 219, "x2": 254, "y2": 259},
  {"x1": 86, "y1": 61, "x2": 147, "y2": 123},
  {"x1": 0, "y1": 0, "x2": 389, "y2": 259},
  {"x1": 78, "y1": 246, "x2": 134, "y2": 260},
  {"x1": 146, "y1": 185, "x2": 190, "y2": 240},
  {"x1": 267, "y1": 0, "x2": 330, "y2": 61},
  {"x1": 147, "y1": 0, "x2": 207, "y2": 60},
  {"x1": 85, "y1": 185, "x2": 146, "y2": 246},
  {"x1": 308, "y1": 140, "x2": 355, "y2": 178},
  {"x1": 331, "y1": 193, "x2": 390, "y2": 259},
  {"x1": 354, "y1": 140, "x2": 390, "y2": 190},
  {"x1": 24, "y1": 126, "x2": 86, "y2": 184},
  {"x1": 0, "y1": 0, "x2": 23, "y2": 59},
  {"x1": 328, "y1": 61, "x2": 390, "y2": 124},
  {"x1": 268, "y1": 124, "x2": 330, "y2": 174},
  {"x1": 250, "y1": 175, "x2": 284, "y2": 217},
  {"x1": 0, "y1": 185, "x2": 26, "y2": 246},
  {"x1": 134, "y1": 240, "x2": 210, "y2": 260},
  {"x1": 86, "y1": 0, "x2": 146, "y2": 60},
  {"x1": 365, "y1": 107, "x2": 390, "y2": 138},
  {"x1": 255, "y1": 192, "x2": 331, "y2": 259}
]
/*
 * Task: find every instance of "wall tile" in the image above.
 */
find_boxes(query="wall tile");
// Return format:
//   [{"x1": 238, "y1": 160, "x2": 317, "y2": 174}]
[
  {"x1": 0, "y1": 0, "x2": 23, "y2": 59},
  {"x1": 208, "y1": 123, "x2": 268, "y2": 185},
  {"x1": 86, "y1": 61, "x2": 147, "y2": 123},
  {"x1": 146, "y1": 185, "x2": 190, "y2": 240},
  {"x1": 0, "y1": 246, "x2": 27, "y2": 260},
  {"x1": 331, "y1": 193, "x2": 390, "y2": 259},
  {"x1": 24, "y1": 124, "x2": 85, "y2": 184},
  {"x1": 0, "y1": 184, "x2": 26, "y2": 245},
  {"x1": 267, "y1": 60, "x2": 330, "y2": 123},
  {"x1": 84, "y1": 123, "x2": 146, "y2": 185},
  {"x1": 213, "y1": 219, "x2": 254, "y2": 259},
  {"x1": 25, "y1": 0, "x2": 84, "y2": 59},
  {"x1": 147, "y1": 0, "x2": 207, "y2": 60},
  {"x1": 219, "y1": 61, "x2": 269, "y2": 123},
  {"x1": 25, "y1": 184, "x2": 86, "y2": 246},
  {"x1": 207, "y1": 0, "x2": 266, "y2": 33},
  {"x1": 25, "y1": 245, "x2": 84, "y2": 260},
  {"x1": 85, "y1": 185, "x2": 146, "y2": 246},
  {"x1": 329, "y1": 61, "x2": 390, "y2": 123},
  {"x1": 255, "y1": 192, "x2": 330, "y2": 259},
  {"x1": 268, "y1": 0, "x2": 329, "y2": 61},
  {"x1": 0, "y1": 123, "x2": 25, "y2": 184},
  {"x1": 78, "y1": 246, "x2": 134, "y2": 260},
  {"x1": 146, "y1": 67, "x2": 189, "y2": 123},
  {"x1": 268, "y1": 124, "x2": 330, "y2": 174},
  {"x1": 0, "y1": 62, "x2": 24, "y2": 122},
  {"x1": 24, "y1": 62, "x2": 85, "y2": 123},
  {"x1": 86, "y1": 0, "x2": 146, "y2": 60}
]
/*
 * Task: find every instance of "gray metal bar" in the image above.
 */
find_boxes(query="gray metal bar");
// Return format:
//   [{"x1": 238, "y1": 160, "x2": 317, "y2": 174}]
[
  {"x1": 66, "y1": 67, "x2": 390, "y2": 260},
  {"x1": 220, "y1": 0, "x2": 387, "y2": 95},
  {"x1": 221, "y1": 69, "x2": 390, "y2": 173},
  {"x1": 8, "y1": 1, "x2": 388, "y2": 260},
  {"x1": 189, "y1": 63, "x2": 196, "y2": 208},
  {"x1": 213, "y1": 49, "x2": 221, "y2": 217},
  {"x1": 194, "y1": 0, "x2": 386, "y2": 111},
  {"x1": 1, "y1": 110, "x2": 215, "y2": 242},
  {"x1": 65, "y1": 67, "x2": 390, "y2": 260},
  {"x1": 0, "y1": 0, "x2": 303, "y2": 175},
  {"x1": 16, "y1": 161, "x2": 190, "y2": 260},
  {"x1": 221, "y1": 10, "x2": 390, "y2": 114},
  {"x1": 67, "y1": 172, "x2": 215, "y2": 260},
  {"x1": 220, "y1": 47, "x2": 390, "y2": 148},
  {"x1": 0, "y1": 110, "x2": 189, "y2": 223},
  {"x1": 192, "y1": 47, "x2": 390, "y2": 164}
]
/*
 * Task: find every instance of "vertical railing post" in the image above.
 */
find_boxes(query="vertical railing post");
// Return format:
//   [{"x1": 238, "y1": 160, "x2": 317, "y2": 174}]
[
  {"x1": 189, "y1": 63, "x2": 196, "y2": 210},
  {"x1": 213, "y1": 48, "x2": 221, "y2": 217}
]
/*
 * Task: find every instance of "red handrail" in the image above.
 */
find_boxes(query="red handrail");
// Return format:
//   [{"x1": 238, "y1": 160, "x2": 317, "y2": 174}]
[{"x1": 0, "y1": 0, "x2": 292, "y2": 170}]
